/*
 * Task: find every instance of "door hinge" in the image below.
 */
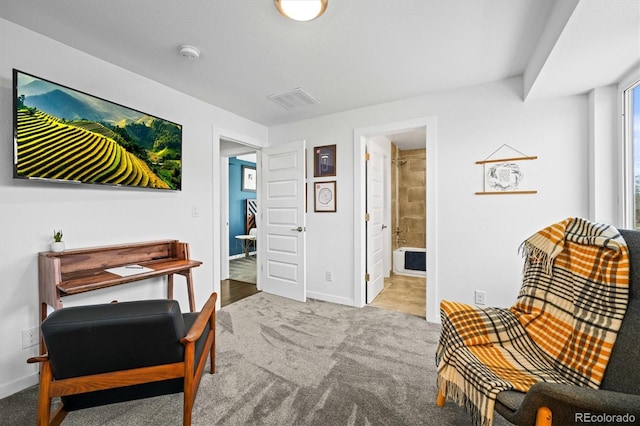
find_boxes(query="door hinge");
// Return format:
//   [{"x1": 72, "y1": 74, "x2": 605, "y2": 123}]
[
  {"x1": 365, "y1": 213, "x2": 370, "y2": 222},
  {"x1": 365, "y1": 152, "x2": 370, "y2": 161},
  {"x1": 365, "y1": 273, "x2": 370, "y2": 282}
]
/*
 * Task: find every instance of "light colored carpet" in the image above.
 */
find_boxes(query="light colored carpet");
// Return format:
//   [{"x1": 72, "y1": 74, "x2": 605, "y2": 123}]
[{"x1": 0, "y1": 293, "x2": 511, "y2": 425}]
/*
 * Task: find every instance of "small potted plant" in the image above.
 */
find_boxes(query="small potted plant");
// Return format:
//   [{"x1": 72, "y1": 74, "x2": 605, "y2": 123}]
[{"x1": 51, "y1": 230, "x2": 64, "y2": 252}]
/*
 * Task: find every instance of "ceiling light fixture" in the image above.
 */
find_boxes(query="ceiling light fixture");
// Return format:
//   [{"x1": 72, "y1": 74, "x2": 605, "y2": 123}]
[
  {"x1": 275, "y1": 0, "x2": 328, "y2": 22},
  {"x1": 178, "y1": 45, "x2": 200, "y2": 59}
]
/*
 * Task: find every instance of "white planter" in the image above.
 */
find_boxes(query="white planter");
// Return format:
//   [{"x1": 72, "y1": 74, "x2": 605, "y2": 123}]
[{"x1": 51, "y1": 241, "x2": 65, "y2": 252}]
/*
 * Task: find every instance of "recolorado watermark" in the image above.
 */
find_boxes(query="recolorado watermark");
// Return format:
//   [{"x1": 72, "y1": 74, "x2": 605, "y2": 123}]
[{"x1": 575, "y1": 412, "x2": 636, "y2": 424}]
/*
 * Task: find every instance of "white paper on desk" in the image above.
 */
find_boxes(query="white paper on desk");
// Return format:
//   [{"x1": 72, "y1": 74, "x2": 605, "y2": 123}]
[{"x1": 105, "y1": 265, "x2": 154, "y2": 277}]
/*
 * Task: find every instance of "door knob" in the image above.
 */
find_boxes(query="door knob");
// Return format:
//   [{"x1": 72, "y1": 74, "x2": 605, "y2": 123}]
[
  {"x1": 291, "y1": 226, "x2": 304, "y2": 232},
  {"x1": 382, "y1": 224, "x2": 388, "y2": 230}
]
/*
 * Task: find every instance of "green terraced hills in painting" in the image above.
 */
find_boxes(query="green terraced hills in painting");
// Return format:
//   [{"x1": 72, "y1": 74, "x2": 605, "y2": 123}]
[{"x1": 16, "y1": 109, "x2": 171, "y2": 189}]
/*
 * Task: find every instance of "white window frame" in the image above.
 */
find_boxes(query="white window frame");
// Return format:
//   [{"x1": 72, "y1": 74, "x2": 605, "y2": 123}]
[{"x1": 620, "y1": 68, "x2": 640, "y2": 229}]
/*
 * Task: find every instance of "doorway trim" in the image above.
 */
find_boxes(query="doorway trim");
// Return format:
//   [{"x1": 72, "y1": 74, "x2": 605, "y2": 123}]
[
  {"x1": 215, "y1": 128, "x2": 265, "y2": 304},
  {"x1": 353, "y1": 116, "x2": 439, "y2": 322}
]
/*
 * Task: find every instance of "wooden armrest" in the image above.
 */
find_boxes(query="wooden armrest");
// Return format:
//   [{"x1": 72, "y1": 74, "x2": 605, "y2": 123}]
[
  {"x1": 181, "y1": 292, "x2": 217, "y2": 344},
  {"x1": 27, "y1": 355, "x2": 49, "y2": 364}
]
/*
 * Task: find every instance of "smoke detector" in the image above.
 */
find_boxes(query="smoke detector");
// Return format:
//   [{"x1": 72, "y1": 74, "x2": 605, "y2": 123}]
[{"x1": 178, "y1": 45, "x2": 200, "y2": 59}]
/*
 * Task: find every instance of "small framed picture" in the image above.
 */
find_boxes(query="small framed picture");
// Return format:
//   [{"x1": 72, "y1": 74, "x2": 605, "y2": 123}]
[
  {"x1": 242, "y1": 165, "x2": 256, "y2": 192},
  {"x1": 314, "y1": 181, "x2": 336, "y2": 212},
  {"x1": 313, "y1": 144, "x2": 336, "y2": 177}
]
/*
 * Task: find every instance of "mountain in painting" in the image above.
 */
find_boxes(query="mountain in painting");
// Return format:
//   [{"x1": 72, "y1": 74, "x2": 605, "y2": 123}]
[{"x1": 23, "y1": 89, "x2": 104, "y2": 122}]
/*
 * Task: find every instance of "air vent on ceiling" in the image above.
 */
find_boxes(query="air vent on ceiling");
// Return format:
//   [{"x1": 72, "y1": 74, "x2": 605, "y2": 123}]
[{"x1": 268, "y1": 87, "x2": 320, "y2": 109}]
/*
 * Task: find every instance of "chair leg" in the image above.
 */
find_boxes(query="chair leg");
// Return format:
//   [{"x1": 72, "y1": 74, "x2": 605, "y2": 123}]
[
  {"x1": 183, "y1": 390, "x2": 193, "y2": 426},
  {"x1": 36, "y1": 361, "x2": 52, "y2": 426},
  {"x1": 36, "y1": 361, "x2": 69, "y2": 426},
  {"x1": 50, "y1": 405, "x2": 68, "y2": 426},
  {"x1": 436, "y1": 389, "x2": 446, "y2": 407},
  {"x1": 210, "y1": 308, "x2": 216, "y2": 374},
  {"x1": 209, "y1": 332, "x2": 216, "y2": 374},
  {"x1": 535, "y1": 407, "x2": 552, "y2": 426}
]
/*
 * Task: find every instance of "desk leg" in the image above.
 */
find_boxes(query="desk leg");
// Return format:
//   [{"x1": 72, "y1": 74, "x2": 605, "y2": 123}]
[
  {"x1": 185, "y1": 269, "x2": 195, "y2": 312},
  {"x1": 170, "y1": 272, "x2": 196, "y2": 312},
  {"x1": 39, "y1": 298, "x2": 61, "y2": 355},
  {"x1": 40, "y1": 302, "x2": 48, "y2": 355},
  {"x1": 167, "y1": 274, "x2": 174, "y2": 301}
]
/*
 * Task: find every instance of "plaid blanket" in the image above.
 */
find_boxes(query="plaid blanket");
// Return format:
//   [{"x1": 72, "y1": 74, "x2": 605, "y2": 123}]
[{"x1": 436, "y1": 218, "x2": 629, "y2": 426}]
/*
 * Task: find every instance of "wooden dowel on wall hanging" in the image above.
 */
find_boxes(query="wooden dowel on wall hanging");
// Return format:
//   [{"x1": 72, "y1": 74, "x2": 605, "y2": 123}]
[
  {"x1": 475, "y1": 190, "x2": 538, "y2": 195},
  {"x1": 475, "y1": 156, "x2": 538, "y2": 165}
]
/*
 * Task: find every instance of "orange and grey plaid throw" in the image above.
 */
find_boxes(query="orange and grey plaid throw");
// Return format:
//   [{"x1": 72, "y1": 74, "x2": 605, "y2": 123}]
[{"x1": 436, "y1": 218, "x2": 629, "y2": 426}]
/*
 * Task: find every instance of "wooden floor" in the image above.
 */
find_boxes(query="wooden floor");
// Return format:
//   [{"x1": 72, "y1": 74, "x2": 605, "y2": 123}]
[{"x1": 220, "y1": 279, "x2": 261, "y2": 307}]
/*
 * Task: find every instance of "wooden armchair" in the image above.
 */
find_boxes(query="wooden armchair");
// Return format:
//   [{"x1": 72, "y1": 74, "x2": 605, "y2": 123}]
[{"x1": 27, "y1": 292, "x2": 217, "y2": 426}]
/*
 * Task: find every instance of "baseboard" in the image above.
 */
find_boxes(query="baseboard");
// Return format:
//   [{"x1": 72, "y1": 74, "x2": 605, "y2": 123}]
[
  {"x1": 0, "y1": 371, "x2": 38, "y2": 400},
  {"x1": 229, "y1": 252, "x2": 256, "y2": 260},
  {"x1": 306, "y1": 291, "x2": 354, "y2": 307}
]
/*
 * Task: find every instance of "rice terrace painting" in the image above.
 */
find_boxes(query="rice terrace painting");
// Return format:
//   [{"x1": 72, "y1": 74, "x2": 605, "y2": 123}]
[{"x1": 13, "y1": 70, "x2": 182, "y2": 190}]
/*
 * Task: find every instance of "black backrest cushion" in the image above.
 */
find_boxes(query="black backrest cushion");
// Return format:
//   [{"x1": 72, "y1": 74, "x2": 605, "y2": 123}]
[
  {"x1": 600, "y1": 229, "x2": 640, "y2": 394},
  {"x1": 42, "y1": 299, "x2": 186, "y2": 379}
]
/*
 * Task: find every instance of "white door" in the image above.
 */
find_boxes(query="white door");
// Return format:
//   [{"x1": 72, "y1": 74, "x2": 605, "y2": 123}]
[
  {"x1": 366, "y1": 141, "x2": 386, "y2": 303},
  {"x1": 260, "y1": 140, "x2": 306, "y2": 302}
]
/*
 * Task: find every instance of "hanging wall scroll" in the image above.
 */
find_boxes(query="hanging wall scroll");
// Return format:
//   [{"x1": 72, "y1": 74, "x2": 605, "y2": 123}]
[{"x1": 476, "y1": 144, "x2": 537, "y2": 195}]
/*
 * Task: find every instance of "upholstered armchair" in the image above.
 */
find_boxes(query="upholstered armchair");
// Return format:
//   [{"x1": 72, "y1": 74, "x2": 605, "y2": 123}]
[
  {"x1": 493, "y1": 228, "x2": 640, "y2": 425},
  {"x1": 436, "y1": 219, "x2": 640, "y2": 426},
  {"x1": 28, "y1": 292, "x2": 217, "y2": 426}
]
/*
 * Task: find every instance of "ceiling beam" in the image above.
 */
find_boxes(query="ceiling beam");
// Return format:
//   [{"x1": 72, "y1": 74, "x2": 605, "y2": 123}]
[{"x1": 523, "y1": 0, "x2": 579, "y2": 100}]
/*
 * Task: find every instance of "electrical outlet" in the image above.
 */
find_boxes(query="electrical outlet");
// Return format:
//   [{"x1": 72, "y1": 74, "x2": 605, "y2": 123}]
[
  {"x1": 474, "y1": 290, "x2": 486, "y2": 305},
  {"x1": 21, "y1": 327, "x2": 39, "y2": 349},
  {"x1": 325, "y1": 271, "x2": 333, "y2": 282}
]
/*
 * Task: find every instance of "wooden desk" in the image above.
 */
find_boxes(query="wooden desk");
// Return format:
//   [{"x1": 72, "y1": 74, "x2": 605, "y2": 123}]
[{"x1": 38, "y1": 240, "x2": 202, "y2": 326}]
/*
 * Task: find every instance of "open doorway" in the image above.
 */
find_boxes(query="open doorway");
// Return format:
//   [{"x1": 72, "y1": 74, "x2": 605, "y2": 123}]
[
  {"x1": 368, "y1": 130, "x2": 426, "y2": 318},
  {"x1": 365, "y1": 127, "x2": 427, "y2": 318},
  {"x1": 220, "y1": 138, "x2": 260, "y2": 306},
  {"x1": 353, "y1": 116, "x2": 438, "y2": 322}
]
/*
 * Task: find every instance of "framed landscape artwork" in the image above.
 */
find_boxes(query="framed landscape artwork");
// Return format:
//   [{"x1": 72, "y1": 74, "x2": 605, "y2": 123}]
[{"x1": 13, "y1": 69, "x2": 182, "y2": 191}]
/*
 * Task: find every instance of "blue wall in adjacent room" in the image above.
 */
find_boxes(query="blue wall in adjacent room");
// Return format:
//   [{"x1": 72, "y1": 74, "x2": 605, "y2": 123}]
[{"x1": 229, "y1": 157, "x2": 256, "y2": 256}]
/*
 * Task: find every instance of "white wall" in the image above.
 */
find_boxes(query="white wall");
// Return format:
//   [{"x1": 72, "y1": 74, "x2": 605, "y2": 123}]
[
  {"x1": 270, "y1": 76, "x2": 590, "y2": 321},
  {"x1": 0, "y1": 18, "x2": 267, "y2": 398},
  {"x1": 588, "y1": 85, "x2": 619, "y2": 225}
]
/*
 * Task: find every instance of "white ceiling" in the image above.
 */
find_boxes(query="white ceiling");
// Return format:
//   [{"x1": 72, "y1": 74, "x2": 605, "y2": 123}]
[{"x1": 1, "y1": 0, "x2": 638, "y2": 142}]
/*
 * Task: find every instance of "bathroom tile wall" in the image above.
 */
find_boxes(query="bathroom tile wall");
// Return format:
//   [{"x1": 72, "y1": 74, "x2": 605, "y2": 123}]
[{"x1": 397, "y1": 148, "x2": 426, "y2": 249}]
